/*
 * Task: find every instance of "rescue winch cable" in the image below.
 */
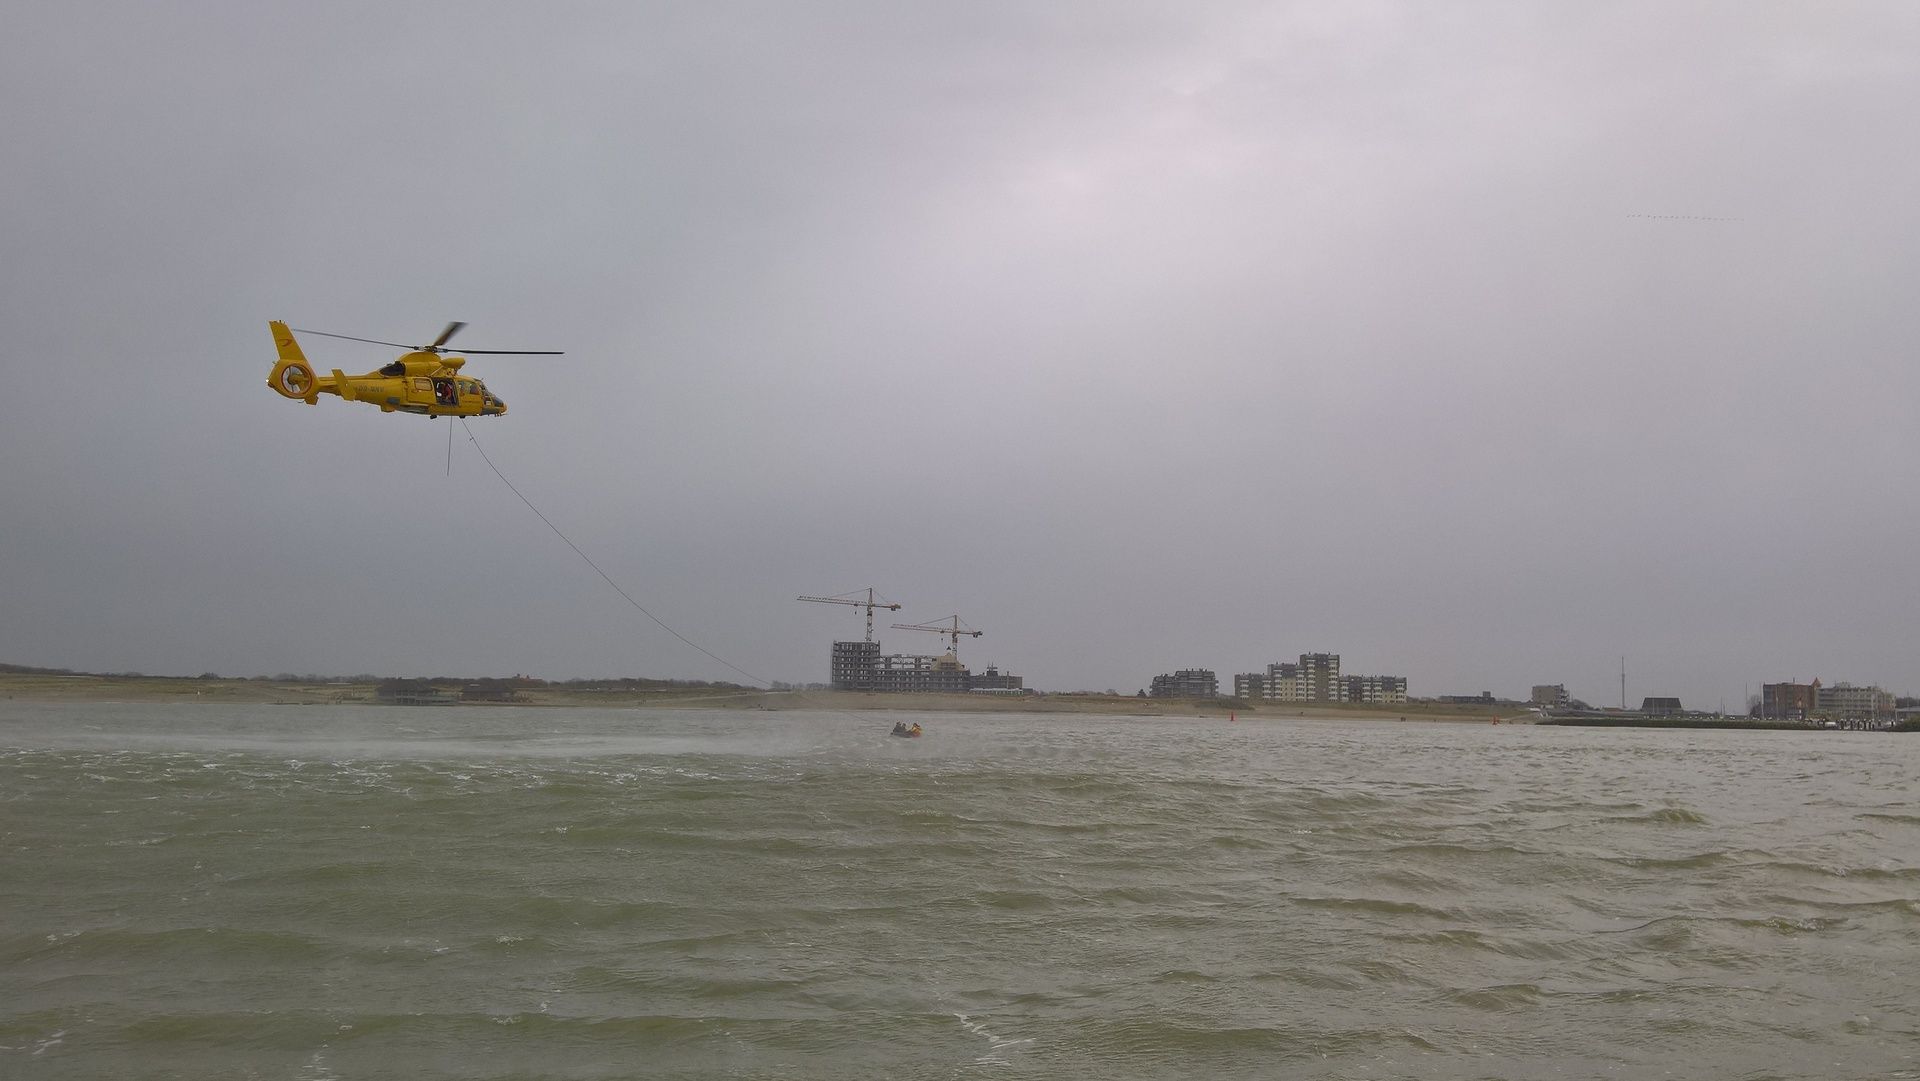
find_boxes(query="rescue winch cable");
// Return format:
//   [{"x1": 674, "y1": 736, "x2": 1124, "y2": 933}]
[{"x1": 457, "y1": 418, "x2": 772, "y2": 687}]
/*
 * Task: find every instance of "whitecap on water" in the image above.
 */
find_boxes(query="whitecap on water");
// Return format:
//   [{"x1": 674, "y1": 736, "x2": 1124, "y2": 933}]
[{"x1": 955, "y1": 1012, "x2": 1035, "y2": 1067}]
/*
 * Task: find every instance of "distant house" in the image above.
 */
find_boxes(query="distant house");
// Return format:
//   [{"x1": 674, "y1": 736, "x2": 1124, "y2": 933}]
[
  {"x1": 1150, "y1": 669, "x2": 1218, "y2": 698},
  {"x1": 461, "y1": 679, "x2": 525, "y2": 703},
  {"x1": 1762, "y1": 681, "x2": 1819, "y2": 720},
  {"x1": 376, "y1": 679, "x2": 457, "y2": 706},
  {"x1": 1640, "y1": 697, "x2": 1683, "y2": 716},
  {"x1": 970, "y1": 665, "x2": 1026, "y2": 693},
  {"x1": 1343, "y1": 674, "x2": 1408, "y2": 704}
]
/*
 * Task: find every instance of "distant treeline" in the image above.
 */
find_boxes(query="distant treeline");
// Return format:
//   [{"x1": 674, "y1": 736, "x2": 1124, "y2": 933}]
[
  {"x1": 0, "y1": 664, "x2": 749, "y2": 690},
  {"x1": 355, "y1": 675, "x2": 754, "y2": 689}
]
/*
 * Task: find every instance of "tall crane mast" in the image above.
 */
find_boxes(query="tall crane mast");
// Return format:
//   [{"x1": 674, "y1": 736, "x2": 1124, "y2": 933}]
[
  {"x1": 890, "y1": 615, "x2": 983, "y2": 657},
  {"x1": 797, "y1": 587, "x2": 902, "y2": 643}
]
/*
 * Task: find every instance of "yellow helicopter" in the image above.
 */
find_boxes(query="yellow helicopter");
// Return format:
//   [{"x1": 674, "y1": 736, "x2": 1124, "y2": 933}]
[{"x1": 266, "y1": 321, "x2": 560, "y2": 418}]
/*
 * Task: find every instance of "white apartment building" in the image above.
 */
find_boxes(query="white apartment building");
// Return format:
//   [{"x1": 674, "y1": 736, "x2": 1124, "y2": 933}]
[{"x1": 1819, "y1": 682, "x2": 1894, "y2": 720}]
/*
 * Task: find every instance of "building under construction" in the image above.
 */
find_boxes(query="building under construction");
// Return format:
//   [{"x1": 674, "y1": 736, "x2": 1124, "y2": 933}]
[
  {"x1": 828, "y1": 638, "x2": 1027, "y2": 694},
  {"x1": 832, "y1": 642, "x2": 971, "y2": 693},
  {"x1": 803, "y1": 589, "x2": 1023, "y2": 693}
]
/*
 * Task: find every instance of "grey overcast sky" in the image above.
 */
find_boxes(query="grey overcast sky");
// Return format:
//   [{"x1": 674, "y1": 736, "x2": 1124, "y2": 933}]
[{"x1": 3, "y1": 2, "x2": 1917, "y2": 709}]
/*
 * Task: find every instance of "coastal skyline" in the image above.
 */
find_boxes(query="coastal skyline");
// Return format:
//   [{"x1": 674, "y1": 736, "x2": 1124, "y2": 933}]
[{"x1": 4, "y1": 4, "x2": 1919, "y2": 712}]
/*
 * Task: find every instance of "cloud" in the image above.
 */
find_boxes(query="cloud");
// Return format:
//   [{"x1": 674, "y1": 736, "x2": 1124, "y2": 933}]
[{"x1": 3, "y1": 2, "x2": 1917, "y2": 707}]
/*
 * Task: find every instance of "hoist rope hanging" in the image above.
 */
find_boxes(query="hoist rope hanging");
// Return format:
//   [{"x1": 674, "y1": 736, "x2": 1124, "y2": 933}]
[{"x1": 457, "y1": 418, "x2": 771, "y2": 688}]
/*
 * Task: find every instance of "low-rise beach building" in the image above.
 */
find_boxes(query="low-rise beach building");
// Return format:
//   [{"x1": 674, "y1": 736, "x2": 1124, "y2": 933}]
[
  {"x1": 1345, "y1": 674, "x2": 1409, "y2": 704},
  {"x1": 1150, "y1": 669, "x2": 1219, "y2": 698},
  {"x1": 1531, "y1": 684, "x2": 1570, "y2": 709}
]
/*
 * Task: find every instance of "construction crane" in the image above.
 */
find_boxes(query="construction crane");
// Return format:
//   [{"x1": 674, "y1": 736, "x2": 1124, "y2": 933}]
[
  {"x1": 890, "y1": 615, "x2": 983, "y2": 657},
  {"x1": 797, "y1": 587, "x2": 902, "y2": 643}
]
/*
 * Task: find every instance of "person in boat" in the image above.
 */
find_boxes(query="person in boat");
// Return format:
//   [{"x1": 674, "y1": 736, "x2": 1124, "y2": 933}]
[
  {"x1": 891, "y1": 721, "x2": 907, "y2": 736},
  {"x1": 909, "y1": 723, "x2": 922, "y2": 736}
]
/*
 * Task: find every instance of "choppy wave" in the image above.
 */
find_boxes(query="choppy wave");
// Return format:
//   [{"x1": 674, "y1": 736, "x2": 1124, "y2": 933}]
[{"x1": 3, "y1": 704, "x2": 1918, "y2": 1079}]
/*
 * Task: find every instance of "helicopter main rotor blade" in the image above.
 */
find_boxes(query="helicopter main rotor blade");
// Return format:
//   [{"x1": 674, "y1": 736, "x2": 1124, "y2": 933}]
[
  {"x1": 287, "y1": 326, "x2": 562, "y2": 355},
  {"x1": 289, "y1": 327, "x2": 416, "y2": 349},
  {"x1": 428, "y1": 322, "x2": 466, "y2": 351}
]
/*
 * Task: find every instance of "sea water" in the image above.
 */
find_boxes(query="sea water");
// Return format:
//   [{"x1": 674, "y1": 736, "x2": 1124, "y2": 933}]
[{"x1": 1, "y1": 702, "x2": 1915, "y2": 1080}]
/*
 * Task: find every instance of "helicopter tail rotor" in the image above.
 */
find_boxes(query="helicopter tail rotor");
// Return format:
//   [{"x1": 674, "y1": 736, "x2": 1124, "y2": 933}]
[{"x1": 267, "y1": 320, "x2": 320, "y2": 401}]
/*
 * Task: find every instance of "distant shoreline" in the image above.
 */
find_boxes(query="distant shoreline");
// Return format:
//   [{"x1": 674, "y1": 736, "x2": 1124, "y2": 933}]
[
  {"x1": 1538, "y1": 715, "x2": 1907, "y2": 732},
  {"x1": 0, "y1": 670, "x2": 1530, "y2": 722}
]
